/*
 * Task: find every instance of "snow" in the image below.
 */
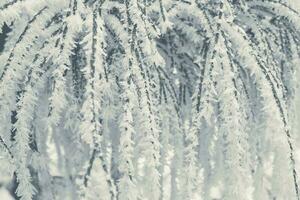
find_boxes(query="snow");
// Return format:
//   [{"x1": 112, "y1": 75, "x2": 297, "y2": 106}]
[
  {"x1": 209, "y1": 185, "x2": 223, "y2": 199},
  {"x1": 0, "y1": 188, "x2": 14, "y2": 200}
]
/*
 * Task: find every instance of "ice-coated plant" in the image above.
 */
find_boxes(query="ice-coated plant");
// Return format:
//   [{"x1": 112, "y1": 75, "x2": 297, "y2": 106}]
[{"x1": 0, "y1": 0, "x2": 300, "y2": 199}]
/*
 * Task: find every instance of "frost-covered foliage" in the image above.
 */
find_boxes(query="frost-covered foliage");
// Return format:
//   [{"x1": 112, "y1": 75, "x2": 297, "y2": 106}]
[{"x1": 0, "y1": 0, "x2": 300, "y2": 199}]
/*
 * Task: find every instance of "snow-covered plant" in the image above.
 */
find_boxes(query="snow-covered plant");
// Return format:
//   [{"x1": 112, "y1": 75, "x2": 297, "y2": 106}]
[{"x1": 1, "y1": 0, "x2": 300, "y2": 199}]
